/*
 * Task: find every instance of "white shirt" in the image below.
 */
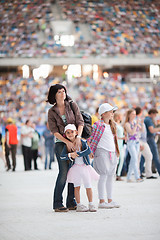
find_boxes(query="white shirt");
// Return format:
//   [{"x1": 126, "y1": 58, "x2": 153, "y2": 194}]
[
  {"x1": 75, "y1": 156, "x2": 84, "y2": 165},
  {"x1": 97, "y1": 123, "x2": 115, "y2": 152},
  {"x1": 21, "y1": 125, "x2": 34, "y2": 147}
]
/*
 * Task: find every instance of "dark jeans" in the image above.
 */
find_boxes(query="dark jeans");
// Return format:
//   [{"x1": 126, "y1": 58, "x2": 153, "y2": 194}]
[
  {"x1": 140, "y1": 155, "x2": 145, "y2": 175},
  {"x1": 53, "y1": 142, "x2": 76, "y2": 209},
  {"x1": 31, "y1": 149, "x2": 38, "y2": 170},
  {"x1": 44, "y1": 145, "x2": 55, "y2": 169},
  {"x1": 147, "y1": 137, "x2": 160, "y2": 175},
  {"x1": 5, "y1": 143, "x2": 17, "y2": 170},
  {"x1": 22, "y1": 145, "x2": 32, "y2": 171}
]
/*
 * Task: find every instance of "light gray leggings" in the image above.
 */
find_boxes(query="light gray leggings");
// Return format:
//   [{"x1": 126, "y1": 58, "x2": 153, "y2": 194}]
[
  {"x1": 93, "y1": 148, "x2": 117, "y2": 200},
  {"x1": 98, "y1": 174, "x2": 114, "y2": 200}
]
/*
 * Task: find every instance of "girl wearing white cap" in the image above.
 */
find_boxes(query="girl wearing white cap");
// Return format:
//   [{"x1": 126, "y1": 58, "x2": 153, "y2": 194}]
[
  {"x1": 61, "y1": 124, "x2": 99, "y2": 212},
  {"x1": 88, "y1": 103, "x2": 120, "y2": 209}
]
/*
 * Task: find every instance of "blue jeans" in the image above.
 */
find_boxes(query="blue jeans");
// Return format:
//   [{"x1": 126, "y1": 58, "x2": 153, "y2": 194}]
[
  {"x1": 53, "y1": 142, "x2": 76, "y2": 209},
  {"x1": 140, "y1": 155, "x2": 145, "y2": 175},
  {"x1": 44, "y1": 145, "x2": 55, "y2": 169},
  {"x1": 127, "y1": 140, "x2": 140, "y2": 180},
  {"x1": 147, "y1": 137, "x2": 160, "y2": 175}
]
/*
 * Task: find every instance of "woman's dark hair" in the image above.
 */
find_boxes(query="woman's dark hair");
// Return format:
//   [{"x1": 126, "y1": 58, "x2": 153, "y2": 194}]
[
  {"x1": 148, "y1": 108, "x2": 158, "y2": 115},
  {"x1": 135, "y1": 107, "x2": 142, "y2": 116},
  {"x1": 25, "y1": 119, "x2": 30, "y2": 124},
  {"x1": 46, "y1": 84, "x2": 69, "y2": 104}
]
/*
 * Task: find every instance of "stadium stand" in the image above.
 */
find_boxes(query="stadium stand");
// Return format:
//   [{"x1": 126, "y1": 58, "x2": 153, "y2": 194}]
[{"x1": 0, "y1": 0, "x2": 160, "y2": 127}]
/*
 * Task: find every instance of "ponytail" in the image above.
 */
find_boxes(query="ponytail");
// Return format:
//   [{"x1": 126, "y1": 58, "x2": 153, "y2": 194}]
[{"x1": 109, "y1": 119, "x2": 120, "y2": 157}]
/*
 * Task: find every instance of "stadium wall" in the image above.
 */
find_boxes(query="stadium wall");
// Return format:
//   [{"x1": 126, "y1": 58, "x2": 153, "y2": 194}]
[{"x1": 0, "y1": 57, "x2": 160, "y2": 67}]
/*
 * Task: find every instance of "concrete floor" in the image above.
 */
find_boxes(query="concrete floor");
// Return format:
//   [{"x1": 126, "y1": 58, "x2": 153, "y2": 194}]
[{"x1": 0, "y1": 155, "x2": 160, "y2": 240}]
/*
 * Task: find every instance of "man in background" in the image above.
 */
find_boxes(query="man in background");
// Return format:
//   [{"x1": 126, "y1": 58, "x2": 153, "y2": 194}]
[
  {"x1": 144, "y1": 108, "x2": 160, "y2": 176},
  {"x1": 5, "y1": 118, "x2": 18, "y2": 171}
]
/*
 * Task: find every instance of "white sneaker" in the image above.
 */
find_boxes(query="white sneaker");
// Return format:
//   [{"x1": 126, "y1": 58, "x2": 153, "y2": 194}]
[
  {"x1": 127, "y1": 179, "x2": 134, "y2": 183},
  {"x1": 136, "y1": 178, "x2": 144, "y2": 183},
  {"x1": 76, "y1": 204, "x2": 89, "y2": 212},
  {"x1": 98, "y1": 202, "x2": 114, "y2": 209},
  {"x1": 89, "y1": 204, "x2": 97, "y2": 212},
  {"x1": 107, "y1": 201, "x2": 120, "y2": 208}
]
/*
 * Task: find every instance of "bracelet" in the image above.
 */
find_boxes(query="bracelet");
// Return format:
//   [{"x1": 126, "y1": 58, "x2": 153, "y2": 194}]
[
  {"x1": 68, "y1": 153, "x2": 71, "y2": 158},
  {"x1": 76, "y1": 135, "x2": 81, "y2": 139}
]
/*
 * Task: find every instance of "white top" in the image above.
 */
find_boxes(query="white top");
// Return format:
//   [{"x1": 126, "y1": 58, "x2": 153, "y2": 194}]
[
  {"x1": 21, "y1": 125, "x2": 34, "y2": 147},
  {"x1": 75, "y1": 156, "x2": 84, "y2": 165},
  {"x1": 116, "y1": 123, "x2": 124, "y2": 149},
  {"x1": 97, "y1": 123, "x2": 115, "y2": 152}
]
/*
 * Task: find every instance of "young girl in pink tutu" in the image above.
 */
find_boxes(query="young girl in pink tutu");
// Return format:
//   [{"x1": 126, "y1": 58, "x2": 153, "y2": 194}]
[{"x1": 60, "y1": 124, "x2": 99, "y2": 212}]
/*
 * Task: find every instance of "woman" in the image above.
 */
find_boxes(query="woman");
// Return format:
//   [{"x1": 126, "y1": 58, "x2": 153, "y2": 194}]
[
  {"x1": 114, "y1": 112, "x2": 125, "y2": 181},
  {"x1": 124, "y1": 109, "x2": 143, "y2": 182},
  {"x1": 47, "y1": 84, "x2": 84, "y2": 212}
]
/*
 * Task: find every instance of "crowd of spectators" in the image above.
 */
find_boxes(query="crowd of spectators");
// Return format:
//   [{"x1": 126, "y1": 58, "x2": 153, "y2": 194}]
[
  {"x1": 0, "y1": 0, "x2": 160, "y2": 58},
  {"x1": 0, "y1": 0, "x2": 66, "y2": 58},
  {"x1": 59, "y1": 0, "x2": 160, "y2": 57},
  {"x1": 72, "y1": 74, "x2": 160, "y2": 117},
  {"x1": 0, "y1": 72, "x2": 160, "y2": 129}
]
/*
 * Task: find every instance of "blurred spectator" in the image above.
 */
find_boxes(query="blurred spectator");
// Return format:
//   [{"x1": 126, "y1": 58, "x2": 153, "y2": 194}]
[
  {"x1": 144, "y1": 108, "x2": 160, "y2": 176},
  {"x1": 0, "y1": 127, "x2": 6, "y2": 167},
  {"x1": 31, "y1": 123, "x2": 40, "y2": 170},
  {"x1": 5, "y1": 118, "x2": 18, "y2": 171},
  {"x1": 21, "y1": 119, "x2": 34, "y2": 171},
  {"x1": 42, "y1": 122, "x2": 55, "y2": 170},
  {"x1": 124, "y1": 109, "x2": 143, "y2": 182},
  {"x1": 114, "y1": 112, "x2": 125, "y2": 181},
  {"x1": 91, "y1": 107, "x2": 100, "y2": 125},
  {"x1": 135, "y1": 107, "x2": 157, "y2": 179}
]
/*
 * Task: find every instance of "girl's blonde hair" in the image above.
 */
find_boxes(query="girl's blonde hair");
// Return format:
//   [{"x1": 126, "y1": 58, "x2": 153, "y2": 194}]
[
  {"x1": 109, "y1": 119, "x2": 120, "y2": 157},
  {"x1": 124, "y1": 109, "x2": 135, "y2": 124},
  {"x1": 114, "y1": 112, "x2": 121, "y2": 122},
  {"x1": 124, "y1": 109, "x2": 135, "y2": 136}
]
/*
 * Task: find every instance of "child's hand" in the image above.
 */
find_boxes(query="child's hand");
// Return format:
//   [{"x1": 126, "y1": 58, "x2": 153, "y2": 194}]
[
  {"x1": 70, "y1": 152, "x2": 79, "y2": 159},
  {"x1": 140, "y1": 145, "x2": 144, "y2": 151},
  {"x1": 89, "y1": 152, "x2": 94, "y2": 159}
]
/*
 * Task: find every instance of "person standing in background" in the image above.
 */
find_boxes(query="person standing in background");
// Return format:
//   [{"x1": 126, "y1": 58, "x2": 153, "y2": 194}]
[
  {"x1": 31, "y1": 123, "x2": 40, "y2": 170},
  {"x1": 135, "y1": 107, "x2": 157, "y2": 179},
  {"x1": 144, "y1": 108, "x2": 160, "y2": 176},
  {"x1": 5, "y1": 118, "x2": 18, "y2": 171},
  {"x1": 21, "y1": 120, "x2": 34, "y2": 171},
  {"x1": 114, "y1": 112, "x2": 125, "y2": 181},
  {"x1": 43, "y1": 122, "x2": 55, "y2": 170},
  {"x1": 0, "y1": 127, "x2": 6, "y2": 168},
  {"x1": 124, "y1": 109, "x2": 143, "y2": 182},
  {"x1": 91, "y1": 107, "x2": 100, "y2": 125}
]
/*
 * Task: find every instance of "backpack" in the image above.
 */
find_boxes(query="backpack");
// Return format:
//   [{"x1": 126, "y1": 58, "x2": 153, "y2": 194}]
[{"x1": 70, "y1": 101, "x2": 92, "y2": 139}]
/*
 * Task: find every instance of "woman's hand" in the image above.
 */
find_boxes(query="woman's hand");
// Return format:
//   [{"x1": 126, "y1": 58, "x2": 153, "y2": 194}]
[
  {"x1": 66, "y1": 141, "x2": 75, "y2": 152},
  {"x1": 73, "y1": 137, "x2": 81, "y2": 151}
]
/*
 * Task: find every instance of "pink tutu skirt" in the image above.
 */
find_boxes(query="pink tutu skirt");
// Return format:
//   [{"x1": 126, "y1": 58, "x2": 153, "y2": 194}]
[{"x1": 67, "y1": 164, "x2": 99, "y2": 188}]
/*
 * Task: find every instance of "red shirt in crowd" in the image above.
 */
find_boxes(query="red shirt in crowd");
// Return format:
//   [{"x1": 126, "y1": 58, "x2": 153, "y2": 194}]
[{"x1": 5, "y1": 124, "x2": 18, "y2": 145}]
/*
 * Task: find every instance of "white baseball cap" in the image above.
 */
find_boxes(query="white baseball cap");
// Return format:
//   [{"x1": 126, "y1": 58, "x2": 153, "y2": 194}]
[
  {"x1": 64, "y1": 124, "x2": 77, "y2": 132},
  {"x1": 98, "y1": 103, "x2": 118, "y2": 115}
]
